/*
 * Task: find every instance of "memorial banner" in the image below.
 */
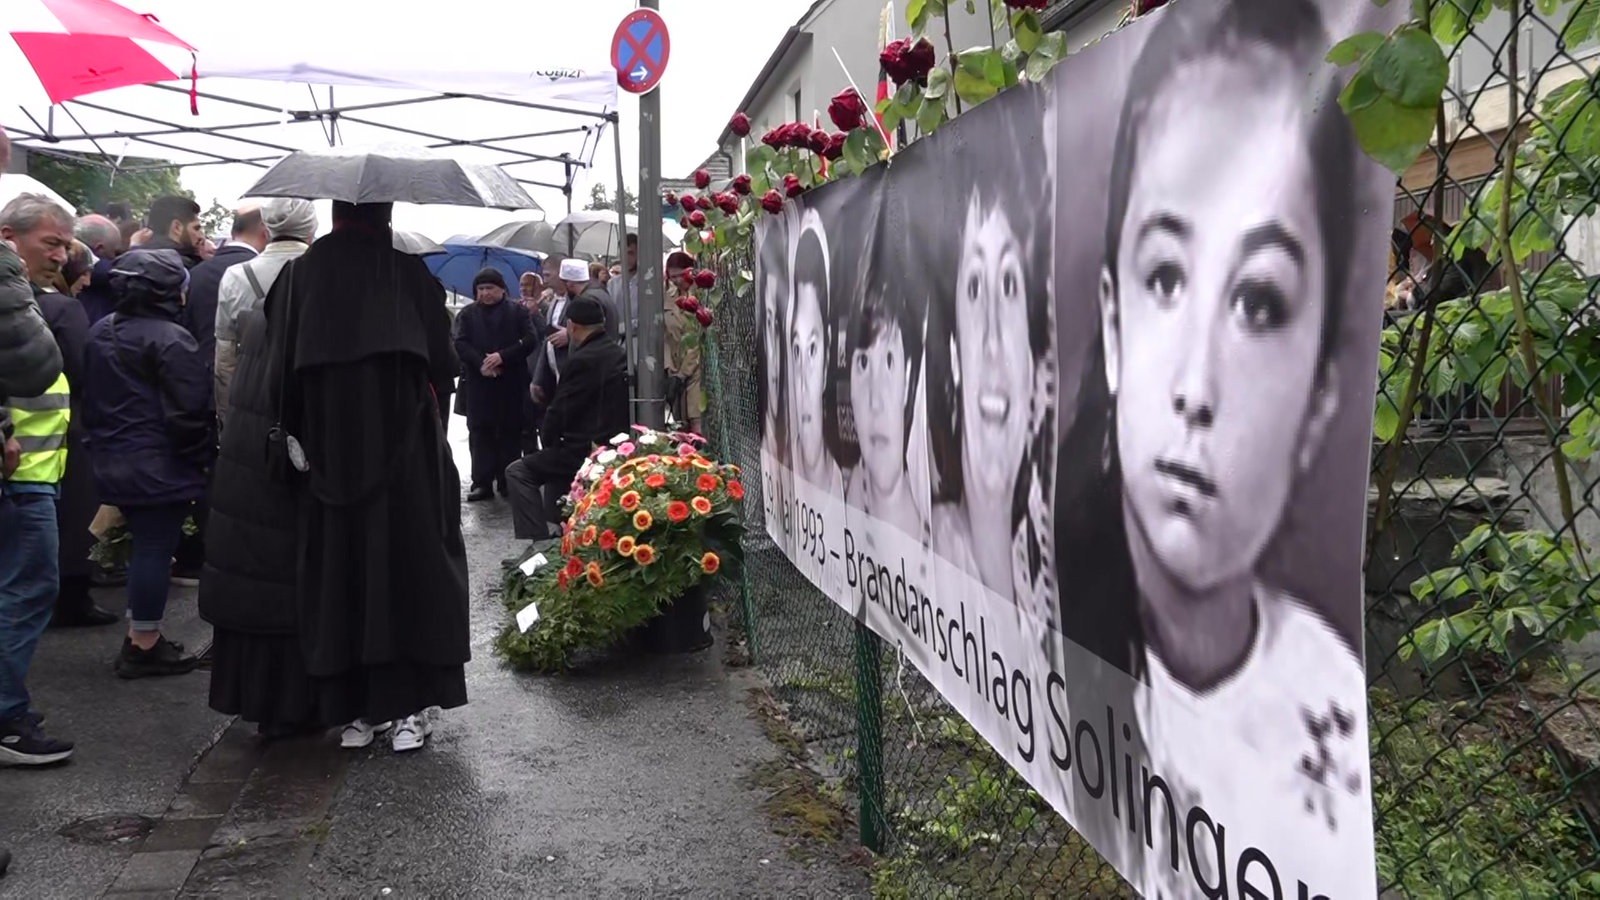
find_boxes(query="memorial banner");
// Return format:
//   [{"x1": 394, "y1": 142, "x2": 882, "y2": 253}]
[{"x1": 753, "y1": 0, "x2": 1397, "y2": 896}]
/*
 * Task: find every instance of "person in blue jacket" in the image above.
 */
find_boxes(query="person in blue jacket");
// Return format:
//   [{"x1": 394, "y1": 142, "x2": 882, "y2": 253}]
[{"x1": 83, "y1": 249, "x2": 216, "y2": 680}]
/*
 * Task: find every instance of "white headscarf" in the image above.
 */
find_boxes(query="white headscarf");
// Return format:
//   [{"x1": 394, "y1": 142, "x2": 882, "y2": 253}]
[{"x1": 260, "y1": 197, "x2": 318, "y2": 242}]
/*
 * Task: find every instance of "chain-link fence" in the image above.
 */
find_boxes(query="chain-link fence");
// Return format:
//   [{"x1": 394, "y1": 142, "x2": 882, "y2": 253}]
[{"x1": 700, "y1": 2, "x2": 1600, "y2": 895}]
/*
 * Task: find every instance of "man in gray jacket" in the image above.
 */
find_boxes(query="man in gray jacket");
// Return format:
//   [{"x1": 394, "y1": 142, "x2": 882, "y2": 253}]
[{"x1": 0, "y1": 126, "x2": 64, "y2": 881}]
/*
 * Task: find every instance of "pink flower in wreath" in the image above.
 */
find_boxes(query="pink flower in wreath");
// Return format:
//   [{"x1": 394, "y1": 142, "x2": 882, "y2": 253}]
[
  {"x1": 679, "y1": 442, "x2": 696, "y2": 457},
  {"x1": 618, "y1": 441, "x2": 636, "y2": 456}
]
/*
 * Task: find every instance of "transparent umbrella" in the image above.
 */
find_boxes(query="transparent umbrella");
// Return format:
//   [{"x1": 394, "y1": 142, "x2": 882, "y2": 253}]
[
  {"x1": 480, "y1": 219, "x2": 557, "y2": 255},
  {"x1": 549, "y1": 211, "x2": 679, "y2": 260},
  {"x1": 392, "y1": 229, "x2": 445, "y2": 256}
]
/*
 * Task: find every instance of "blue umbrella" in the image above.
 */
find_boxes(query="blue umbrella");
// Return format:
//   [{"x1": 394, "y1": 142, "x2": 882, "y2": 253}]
[{"x1": 424, "y1": 242, "x2": 544, "y2": 298}]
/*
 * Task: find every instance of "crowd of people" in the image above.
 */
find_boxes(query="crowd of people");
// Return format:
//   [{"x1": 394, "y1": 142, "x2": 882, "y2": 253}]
[{"x1": 0, "y1": 128, "x2": 713, "y2": 876}]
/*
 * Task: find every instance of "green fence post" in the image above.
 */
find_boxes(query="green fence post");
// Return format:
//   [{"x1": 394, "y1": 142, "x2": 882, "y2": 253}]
[
  {"x1": 705, "y1": 330, "x2": 759, "y2": 664},
  {"x1": 853, "y1": 621, "x2": 885, "y2": 852}
]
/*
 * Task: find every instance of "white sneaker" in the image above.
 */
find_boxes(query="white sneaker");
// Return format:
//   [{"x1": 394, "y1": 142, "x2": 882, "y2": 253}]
[
  {"x1": 391, "y1": 713, "x2": 433, "y2": 753},
  {"x1": 338, "y1": 719, "x2": 392, "y2": 749}
]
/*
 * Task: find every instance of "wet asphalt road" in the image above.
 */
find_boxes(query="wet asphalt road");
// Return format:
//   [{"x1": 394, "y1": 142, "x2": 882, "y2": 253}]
[{"x1": 0, "y1": 415, "x2": 868, "y2": 898}]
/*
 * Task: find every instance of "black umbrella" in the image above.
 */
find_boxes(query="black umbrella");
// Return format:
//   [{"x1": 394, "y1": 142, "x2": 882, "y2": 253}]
[{"x1": 244, "y1": 144, "x2": 541, "y2": 210}]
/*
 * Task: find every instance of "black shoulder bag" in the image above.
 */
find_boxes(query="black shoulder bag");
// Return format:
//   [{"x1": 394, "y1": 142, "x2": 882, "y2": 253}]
[{"x1": 264, "y1": 260, "x2": 308, "y2": 483}]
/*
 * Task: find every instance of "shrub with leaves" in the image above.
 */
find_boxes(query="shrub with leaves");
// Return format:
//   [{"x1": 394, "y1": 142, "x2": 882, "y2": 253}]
[{"x1": 496, "y1": 427, "x2": 746, "y2": 672}]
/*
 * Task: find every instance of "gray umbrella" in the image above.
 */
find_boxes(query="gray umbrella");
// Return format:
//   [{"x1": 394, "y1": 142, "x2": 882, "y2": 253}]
[
  {"x1": 392, "y1": 229, "x2": 445, "y2": 256},
  {"x1": 243, "y1": 144, "x2": 541, "y2": 210},
  {"x1": 479, "y1": 219, "x2": 557, "y2": 254}
]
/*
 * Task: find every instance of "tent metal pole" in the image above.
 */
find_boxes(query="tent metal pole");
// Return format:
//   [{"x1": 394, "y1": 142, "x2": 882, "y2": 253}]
[{"x1": 610, "y1": 113, "x2": 635, "y2": 377}]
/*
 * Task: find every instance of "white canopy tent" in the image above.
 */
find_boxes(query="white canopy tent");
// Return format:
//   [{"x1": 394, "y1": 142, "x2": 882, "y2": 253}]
[{"x1": 3, "y1": 0, "x2": 636, "y2": 234}]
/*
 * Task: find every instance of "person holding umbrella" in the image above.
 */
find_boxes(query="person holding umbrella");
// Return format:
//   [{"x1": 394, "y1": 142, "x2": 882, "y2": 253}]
[{"x1": 453, "y1": 267, "x2": 541, "y2": 501}]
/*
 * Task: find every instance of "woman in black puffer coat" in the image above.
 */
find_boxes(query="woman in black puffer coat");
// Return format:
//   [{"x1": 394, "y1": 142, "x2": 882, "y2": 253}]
[{"x1": 199, "y1": 289, "x2": 316, "y2": 738}]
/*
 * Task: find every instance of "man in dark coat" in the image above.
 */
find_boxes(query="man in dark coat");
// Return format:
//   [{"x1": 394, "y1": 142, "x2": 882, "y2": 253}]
[
  {"x1": 505, "y1": 295, "x2": 630, "y2": 540},
  {"x1": 139, "y1": 196, "x2": 206, "y2": 270},
  {"x1": 453, "y1": 267, "x2": 540, "y2": 502},
  {"x1": 183, "y1": 205, "x2": 266, "y2": 372},
  {"x1": 73, "y1": 214, "x2": 123, "y2": 326},
  {"x1": 530, "y1": 258, "x2": 623, "y2": 409},
  {"x1": 263, "y1": 201, "x2": 467, "y2": 750}
]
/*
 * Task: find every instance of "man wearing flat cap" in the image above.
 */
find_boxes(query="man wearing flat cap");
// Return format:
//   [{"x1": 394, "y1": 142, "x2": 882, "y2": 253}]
[
  {"x1": 529, "y1": 257, "x2": 622, "y2": 409},
  {"x1": 506, "y1": 294, "x2": 629, "y2": 541},
  {"x1": 452, "y1": 267, "x2": 540, "y2": 502}
]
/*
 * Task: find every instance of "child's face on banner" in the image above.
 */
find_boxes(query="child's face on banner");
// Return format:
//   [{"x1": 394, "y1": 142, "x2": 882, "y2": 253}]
[
  {"x1": 955, "y1": 195, "x2": 1032, "y2": 499},
  {"x1": 762, "y1": 266, "x2": 786, "y2": 413},
  {"x1": 791, "y1": 278, "x2": 829, "y2": 470},
  {"x1": 1109, "y1": 57, "x2": 1329, "y2": 591},
  {"x1": 851, "y1": 317, "x2": 909, "y2": 494}
]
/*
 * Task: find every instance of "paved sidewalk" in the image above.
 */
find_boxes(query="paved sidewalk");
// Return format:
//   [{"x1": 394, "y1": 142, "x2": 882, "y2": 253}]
[{"x1": 0, "y1": 417, "x2": 868, "y2": 898}]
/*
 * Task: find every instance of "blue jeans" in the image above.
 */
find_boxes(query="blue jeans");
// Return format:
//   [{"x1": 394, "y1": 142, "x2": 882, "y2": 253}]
[
  {"x1": 0, "y1": 492, "x2": 60, "y2": 724},
  {"x1": 123, "y1": 502, "x2": 188, "y2": 633}
]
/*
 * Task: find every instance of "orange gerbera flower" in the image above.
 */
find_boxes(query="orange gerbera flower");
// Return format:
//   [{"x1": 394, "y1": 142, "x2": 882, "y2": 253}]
[
  {"x1": 615, "y1": 473, "x2": 636, "y2": 489},
  {"x1": 633, "y1": 544, "x2": 657, "y2": 565},
  {"x1": 620, "y1": 490, "x2": 642, "y2": 511},
  {"x1": 576, "y1": 497, "x2": 590, "y2": 515},
  {"x1": 599, "y1": 529, "x2": 618, "y2": 551},
  {"x1": 691, "y1": 496, "x2": 713, "y2": 515},
  {"x1": 617, "y1": 535, "x2": 637, "y2": 557},
  {"x1": 633, "y1": 510, "x2": 654, "y2": 531},
  {"x1": 697, "y1": 473, "x2": 720, "y2": 492},
  {"x1": 692, "y1": 459, "x2": 714, "y2": 470},
  {"x1": 667, "y1": 500, "x2": 690, "y2": 523},
  {"x1": 585, "y1": 561, "x2": 604, "y2": 587},
  {"x1": 557, "y1": 570, "x2": 570, "y2": 589},
  {"x1": 594, "y1": 488, "x2": 613, "y2": 507},
  {"x1": 561, "y1": 534, "x2": 574, "y2": 556},
  {"x1": 644, "y1": 472, "x2": 667, "y2": 489},
  {"x1": 564, "y1": 556, "x2": 583, "y2": 578},
  {"x1": 727, "y1": 480, "x2": 745, "y2": 500},
  {"x1": 701, "y1": 552, "x2": 720, "y2": 574},
  {"x1": 580, "y1": 524, "x2": 598, "y2": 546}
]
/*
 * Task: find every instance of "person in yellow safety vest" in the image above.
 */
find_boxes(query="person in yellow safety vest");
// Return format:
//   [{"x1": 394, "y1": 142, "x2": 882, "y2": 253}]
[{"x1": 0, "y1": 371, "x2": 76, "y2": 768}]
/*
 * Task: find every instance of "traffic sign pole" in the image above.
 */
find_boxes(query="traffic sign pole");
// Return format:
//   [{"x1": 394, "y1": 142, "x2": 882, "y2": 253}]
[{"x1": 619, "y1": 2, "x2": 667, "y2": 429}]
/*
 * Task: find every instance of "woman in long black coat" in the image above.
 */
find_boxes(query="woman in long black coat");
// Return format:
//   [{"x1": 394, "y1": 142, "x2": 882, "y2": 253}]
[{"x1": 200, "y1": 301, "x2": 312, "y2": 736}]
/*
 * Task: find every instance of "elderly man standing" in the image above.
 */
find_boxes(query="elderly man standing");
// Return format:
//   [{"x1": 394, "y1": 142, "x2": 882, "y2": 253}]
[
  {"x1": 530, "y1": 258, "x2": 621, "y2": 407},
  {"x1": 73, "y1": 214, "x2": 123, "y2": 326},
  {"x1": 0, "y1": 130, "x2": 71, "y2": 792},
  {"x1": 505, "y1": 296, "x2": 629, "y2": 540},
  {"x1": 453, "y1": 268, "x2": 541, "y2": 502},
  {"x1": 3, "y1": 195, "x2": 117, "y2": 630},
  {"x1": 0, "y1": 191, "x2": 81, "y2": 768},
  {"x1": 214, "y1": 199, "x2": 317, "y2": 426}
]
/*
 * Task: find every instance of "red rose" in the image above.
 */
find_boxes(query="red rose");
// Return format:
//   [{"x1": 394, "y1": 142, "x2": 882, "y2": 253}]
[
  {"x1": 729, "y1": 112, "x2": 752, "y2": 137},
  {"x1": 828, "y1": 88, "x2": 868, "y2": 132},
  {"x1": 664, "y1": 191, "x2": 676, "y2": 206},
  {"x1": 695, "y1": 307, "x2": 714, "y2": 327},
  {"x1": 680, "y1": 194, "x2": 697, "y2": 213},
  {"x1": 695, "y1": 269, "x2": 716, "y2": 289},
  {"x1": 697, "y1": 194, "x2": 717, "y2": 211},
  {"x1": 761, "y1": 128, "x2": 783, "y2": 148},
  {"x1": 731, "y1": 174, "x2": 752, "y2": 196},
  {"x1": 760, "y1": 190, "x2": 784, "y2": 214},
  {"x1": 783, "y1": 173, "x2": 804, "y2": 198},
  {"x1": 678, "y1": 216, "x2": 691, "y2": 229},
  {"x1": 823, "y1": 132, "x2": 847, "y2": 162},
  {"x1": 675, "y1": 295, "x2": 700, "y2": 313},
  {"x1": 881, "y1": 37, "x2": 937, "y2": 86},
  {"x1": 777, "y1": 122, "x2": 811, "y2": 149},
  {"x1": 688, "y1": 210, "x2": 707, "y2": 228},
  {"x1": 806, "y1": 128, "x2": 830, "y2": 154},
  {"x1": 693, "y1": 168, "x2": 711, "y2": 189},
  {"x1": 716, "y1": 193, "x2": 740, "y2": 215}
]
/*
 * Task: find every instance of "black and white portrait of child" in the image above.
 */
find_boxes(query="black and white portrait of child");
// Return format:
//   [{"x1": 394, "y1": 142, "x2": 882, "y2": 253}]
[
  {"x1": 1052, "y1": 0, "x2": 1380, "y2": 893},
  {"x1": 757, "y1": 205, "x2": 797, "y2": 468},
  {"x1": 925, "y1": 82, "x2": 1057, "y2": 637},
  {"x1": 842, "y1": 236, "x2": 929, "y2": 544},
  {"x1": 787, "y1": 209, "x2": 847, "y2": 499}
]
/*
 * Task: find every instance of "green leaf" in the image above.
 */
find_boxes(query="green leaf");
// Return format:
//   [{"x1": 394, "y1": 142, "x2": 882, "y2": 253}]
[
  {"x1": 1564, "y1": 0, "x2": 1600, "y2": 46},
  {"x1": 954, "y1": 65, "x2": 999, "y2": 106},
  {"x1": 907, "y1": 0, "x2": 928, "y2": 32},
  {"x1": 1326, "y1": 32, "x2": 1383, "y2": 67},
  {"x1": 1014, "y1": 9, "x2": 1042, "y2": 54},
  {"x1": 1340, "y1": 75, "x2": 1437, "y2": 174},
  {"x1": 1369, "y1": 24, "x2": 1449, "y2": 109},
  {"x1": 1025, "y1": 32, "x2": 1068, "y2": 84},
  {"x1": 843, "y1": 128, "x2": 875, "y2": 173},
  {"x1": 924, "y1": 65, "x2": 951, "y2": 101},
  {"x1": 916, "y1": 94, "x2": 947, "y2": 134}
]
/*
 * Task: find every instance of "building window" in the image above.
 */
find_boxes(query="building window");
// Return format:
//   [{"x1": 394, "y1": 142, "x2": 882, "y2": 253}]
[{"x1": 785, "y1": 86, "x2": 802, "y2": 124}]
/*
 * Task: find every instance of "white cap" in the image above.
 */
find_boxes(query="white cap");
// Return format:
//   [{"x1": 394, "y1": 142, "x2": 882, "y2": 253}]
[
  {"x1": 260, "y1": 198, "x2": 318, "y2": 241},
  {"x1": 558, "y1": 258, "x2": 589, "y2": 282}
]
